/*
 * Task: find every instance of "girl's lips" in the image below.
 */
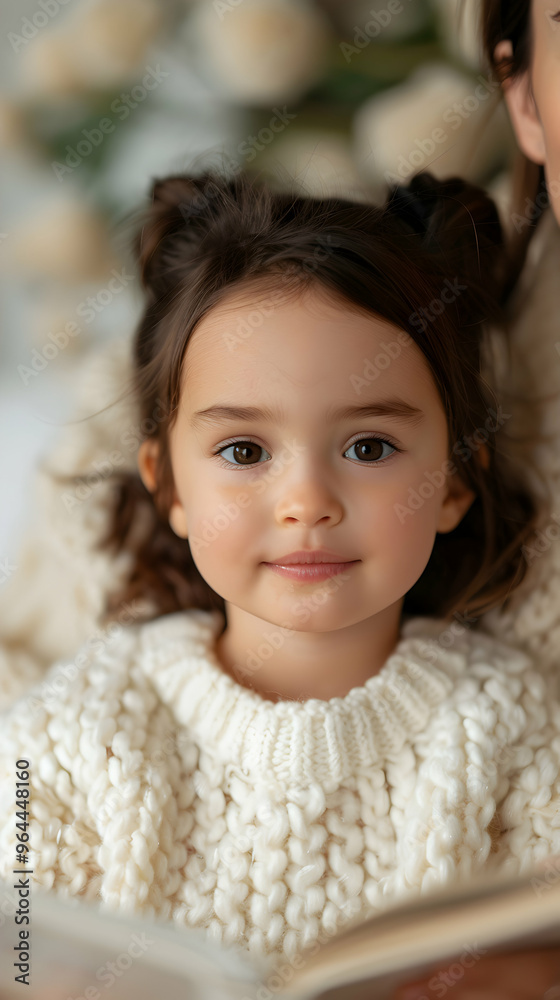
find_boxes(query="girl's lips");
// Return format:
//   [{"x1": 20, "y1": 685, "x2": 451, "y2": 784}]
[{"x1": 263, "y1": 561, "x2": 359, "y2": 582}]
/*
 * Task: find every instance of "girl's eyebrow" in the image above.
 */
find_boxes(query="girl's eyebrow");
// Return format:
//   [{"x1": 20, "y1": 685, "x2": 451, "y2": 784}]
[{"x1": 190, "y1": 399, "x2": 425, "y2": 428}]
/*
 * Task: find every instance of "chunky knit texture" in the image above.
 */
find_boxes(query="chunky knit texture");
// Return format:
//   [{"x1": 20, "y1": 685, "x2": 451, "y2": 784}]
[{"x1": 2, "y1": 607, "x2": 560, "y2": 962}]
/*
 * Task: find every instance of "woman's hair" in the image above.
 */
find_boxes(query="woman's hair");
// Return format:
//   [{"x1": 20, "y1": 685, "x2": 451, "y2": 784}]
[
  {"x1": 480, "y1": 0, "x2": 532, "y2": 81},
  {"x1": 479, "y1": 0, "x2": 547, "y2": 297},
  {"x1": 91, "y1": 166, "x2": 543, "y2": 629}
]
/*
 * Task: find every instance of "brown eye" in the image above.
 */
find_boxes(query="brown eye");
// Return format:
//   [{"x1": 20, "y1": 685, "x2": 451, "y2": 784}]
[
  {"x1": 230, "y1": 443, "x2": 262, "y2": 465},
  {"x1": 344, "y1": 438, "x2": 397, "y2": 463},
  {"x1": 215, "y1": 441, "x2": 270, "y2": 467}
]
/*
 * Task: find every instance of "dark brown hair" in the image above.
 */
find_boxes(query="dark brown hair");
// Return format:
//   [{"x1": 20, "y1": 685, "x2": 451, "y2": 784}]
[
  {"x1": 82, "y1": 165, "x2": 545, "y2": 631},
  {"x1": 478, "y1": 0, "x2": 547, "y2": 297}
]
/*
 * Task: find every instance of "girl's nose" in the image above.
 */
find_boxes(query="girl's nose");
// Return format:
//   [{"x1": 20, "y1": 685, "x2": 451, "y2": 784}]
[{"x1": 273, "y1": 470, "x2": 344, "y2": 528}]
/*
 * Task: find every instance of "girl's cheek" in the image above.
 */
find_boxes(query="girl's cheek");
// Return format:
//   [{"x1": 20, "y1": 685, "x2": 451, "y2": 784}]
[{"x1": 385, "y1": 475, "x2": 443, "y2": 550}]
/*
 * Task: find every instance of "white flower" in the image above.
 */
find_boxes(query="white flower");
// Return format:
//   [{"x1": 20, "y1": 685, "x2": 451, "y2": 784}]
[
  {"x1": 21, "y1": 0, "x2": 164, "y2": 97},
  {"x1": 353, "y1": 62, "x2": 513, "y2": 195},
  {"x1": 6, "y1": 199, "x2": 117, "y2": 282},
  {"x1": 20, "y1": 33, "x2": 84, "y2": 99},
  {"x1": 65, "y1": 0, "x2": 164, "y2": 90},
  {"x1": 187, "y1": 0, "x2": 332, "y2": 106}
]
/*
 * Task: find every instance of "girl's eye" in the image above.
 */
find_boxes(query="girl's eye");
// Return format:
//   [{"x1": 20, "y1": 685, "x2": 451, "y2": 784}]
[
  {"x1": 212, "y1": 436, "x2": 400, "y2": 469},
  {"x1": 214, "y1": 441, "x2": 271, "y2": 468},
  {"x1": 344, "y1": 437, "x2": 399, "y2": 463}
]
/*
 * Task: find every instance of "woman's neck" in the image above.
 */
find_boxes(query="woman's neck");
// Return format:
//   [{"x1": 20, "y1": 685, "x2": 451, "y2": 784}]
[{"x1": 213, "y1": 599, "x2": 405, "y2": 703}]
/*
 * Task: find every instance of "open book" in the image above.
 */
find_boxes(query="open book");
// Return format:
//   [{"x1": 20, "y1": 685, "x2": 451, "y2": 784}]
[{"x1": 1, "y1": 862, "x2": 560, "y2": 1000}]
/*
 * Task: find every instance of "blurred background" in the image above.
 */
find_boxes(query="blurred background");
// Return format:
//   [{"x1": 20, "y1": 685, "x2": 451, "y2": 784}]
[{"x1": 0, "y1": 0, "x2": 516, "y2": 567}]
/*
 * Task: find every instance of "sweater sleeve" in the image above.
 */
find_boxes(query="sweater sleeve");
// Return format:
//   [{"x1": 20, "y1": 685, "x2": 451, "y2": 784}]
[
  {"x1": 0, "y1": 645, "x2": 107, "y2": 902},
  {"x1": 491, "y1": 664, "x2": 560, "y2": 873},
  {"x1": 1, "y1": 623, "x2": 196, "y2": 920}
]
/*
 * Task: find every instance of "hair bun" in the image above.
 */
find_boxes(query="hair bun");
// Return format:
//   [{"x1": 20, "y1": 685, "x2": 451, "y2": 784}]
[
  {"x1": 387, "y1": 171, "x2": 507, "y2": 301},
  {"x1": 387, "y1": 176, "x2": 440, "y2": 236},
  {"x1": 136, "y1": 173, "x2": 215, "y2": 292}
]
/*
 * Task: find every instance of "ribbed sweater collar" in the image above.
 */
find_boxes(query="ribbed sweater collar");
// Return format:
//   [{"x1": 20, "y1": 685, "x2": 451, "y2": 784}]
[{"x1": 137, "y1": 609, "x2": 459, "y2": 790}]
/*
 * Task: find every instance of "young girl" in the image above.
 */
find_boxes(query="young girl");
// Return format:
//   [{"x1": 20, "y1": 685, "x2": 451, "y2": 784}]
[{"x1": 2, "y1": 168, "x2": 560, "y2": 985}]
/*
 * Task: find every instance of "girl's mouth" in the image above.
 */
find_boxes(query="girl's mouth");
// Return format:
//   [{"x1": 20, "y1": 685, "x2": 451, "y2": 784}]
[{"x1": 262, "y1": 561, "x2": 359, "y2": 582}]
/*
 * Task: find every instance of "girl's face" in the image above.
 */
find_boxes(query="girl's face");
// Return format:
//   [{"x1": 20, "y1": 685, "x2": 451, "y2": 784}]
[
  {"x1": 139, "y1": 282, "x2": 475, "y2": 636},
  {"x1": 495, "y1": 1, "x2": 560, "y2": 224}
]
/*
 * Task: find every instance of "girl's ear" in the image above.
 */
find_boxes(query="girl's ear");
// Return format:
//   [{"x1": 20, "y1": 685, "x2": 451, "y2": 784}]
[
  {"x1": 436, "y1": 474, "x2": 477, "y2": 535},
  {"x1": 168, "y1": 499, "x2": 188, "y2": 538},
  {"x1": 138, "y1": 438, "x2": 189, "y2": 537},
  {"x1": 494, "y1": 39, "x2": 546, "y2": 166},
  {"x1": 138, "y1": 438, "x2": 159, "y2": 492},
  {"x1": 436, "y1": 444, "x2": 489, "y2": 534}
]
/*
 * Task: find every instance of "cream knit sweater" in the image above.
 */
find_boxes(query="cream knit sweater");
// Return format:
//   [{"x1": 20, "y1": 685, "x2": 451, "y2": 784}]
[{"x1": 2, "y1": 606, "x2": 560, "y2": 962}]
